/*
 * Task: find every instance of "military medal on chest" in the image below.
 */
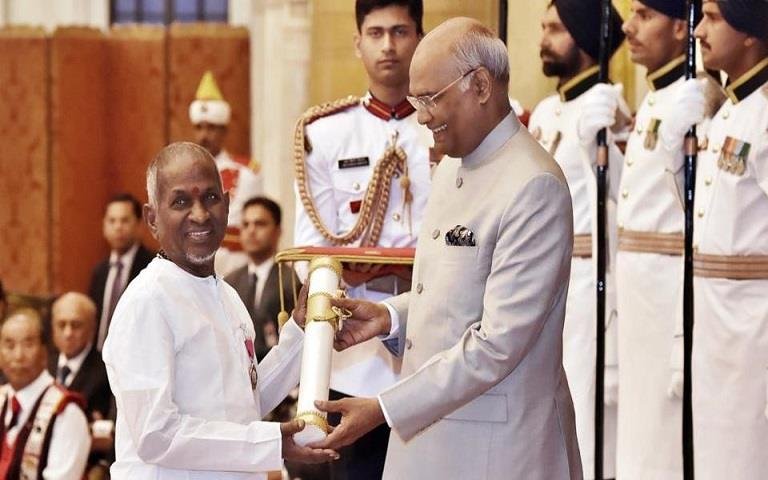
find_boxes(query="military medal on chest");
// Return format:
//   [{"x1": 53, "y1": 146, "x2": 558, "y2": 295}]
[{"x1": 717, "y1": 136, "x2": 750, "y2": 176}]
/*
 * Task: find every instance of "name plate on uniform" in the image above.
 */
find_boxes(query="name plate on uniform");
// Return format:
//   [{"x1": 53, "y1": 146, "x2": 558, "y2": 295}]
[{"x1": 338, "y1": 157, "x2": 370, "y2": 169}]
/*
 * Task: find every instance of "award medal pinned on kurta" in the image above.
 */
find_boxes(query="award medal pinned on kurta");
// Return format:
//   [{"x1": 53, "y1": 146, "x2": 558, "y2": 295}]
[{"x1": 243, "y1": 333, "x2": 258, "y2": 390}]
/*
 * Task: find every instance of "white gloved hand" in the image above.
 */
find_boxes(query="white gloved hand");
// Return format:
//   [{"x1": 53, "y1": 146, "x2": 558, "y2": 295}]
[
  {"x1": 667, "y1": 370, "x2": 684, "y2": 399},
  {"x1": 604, "y1": 365, "x2": 619, "y2": 406},
  {"x1": 659, "y1": 78, "x2": 707, "y2": 158},
  {"x1": 576, "y1": 83, "x2": 624, "y2": 146}
]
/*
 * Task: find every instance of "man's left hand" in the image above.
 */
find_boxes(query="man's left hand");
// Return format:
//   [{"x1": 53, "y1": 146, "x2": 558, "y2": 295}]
[{"x1": 309, "y1": 397, "x2": 385, "y2": 450}]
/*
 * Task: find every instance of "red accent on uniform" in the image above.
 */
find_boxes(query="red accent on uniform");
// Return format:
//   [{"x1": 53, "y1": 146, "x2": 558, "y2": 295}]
[
  {"x1": 363, "y1": 95, "x2": 416, "y2": 121},
  {"x1": 219, "y1": 168, "x2": 241, "y2": 193},
  {"x1": 349, "y1": 200, "x2": 362, "y2": 214}
]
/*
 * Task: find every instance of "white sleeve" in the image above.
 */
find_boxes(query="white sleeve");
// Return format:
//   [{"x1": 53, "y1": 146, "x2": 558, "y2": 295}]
[
  {"x1": 257, "y1": 319, "x2": 304, "y2": 415},
  {"x1": 43, "y1": 403, "x2": 90, "y2": 480},
  {"x1": 293, "y1": 128, "x2": 339, "y2": 247},
  {"x1": 104, "y1": 296, "x2": 284, "y2": 473}
]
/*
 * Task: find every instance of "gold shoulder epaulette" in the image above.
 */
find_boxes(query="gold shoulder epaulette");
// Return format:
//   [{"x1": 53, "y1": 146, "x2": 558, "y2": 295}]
[{"x1": 295, "y1": 96, "x2": 360, "y2": 155}]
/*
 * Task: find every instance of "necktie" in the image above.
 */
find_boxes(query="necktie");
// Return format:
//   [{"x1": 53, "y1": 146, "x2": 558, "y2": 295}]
[
  {"x1": 58, "y1": 364, "x2": 72, "y2": 386},
  {"x1": 7, "y1": 396, "x2": 21, "y2": 430},
  {"x1": 248, "y1": 273, "x2": 259, "y2": 314},
  {"x1": 98, "y1": 260, "x2": 124, "y2": 349}
]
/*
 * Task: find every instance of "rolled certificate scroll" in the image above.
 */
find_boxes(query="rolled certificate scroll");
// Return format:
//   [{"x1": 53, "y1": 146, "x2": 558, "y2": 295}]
[{"x1": 293, "y1": 256, "x2": 343, "y2": 446}]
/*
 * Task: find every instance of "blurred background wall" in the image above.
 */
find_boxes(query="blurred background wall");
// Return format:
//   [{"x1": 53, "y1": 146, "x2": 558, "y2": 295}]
[{"x1": 0, "y1": 0, "x2": 646, "y2": 297}]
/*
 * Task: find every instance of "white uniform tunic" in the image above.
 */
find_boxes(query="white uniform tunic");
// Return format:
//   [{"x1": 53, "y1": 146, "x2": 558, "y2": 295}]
[
  {"x1": 294, "y1": 93, "x2": 432, "y2": 397},
  {"x1": 103, "y1": 257, "x2": 303, "y2": 479},
  {"x1": 690, "y1": 58, "x2": 768, "y2": 480},
  {"x1": 1, "y1": 371, "x2": 91, "y2": 480},
  {"x1": 214, "y1": 149, "x2": 263, "y2": 277},
  {"x1": 528, "y1": 66, "x2": 621, "y2": 479},
  {"x1": 614, "y1": 57, "x2": 689, "y2": 480}
]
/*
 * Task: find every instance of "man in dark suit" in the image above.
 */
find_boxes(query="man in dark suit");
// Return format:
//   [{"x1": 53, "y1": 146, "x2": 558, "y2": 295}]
[
  {"x1": 225, "y1": 196, "x2": 298, "y2": 361},
  {"x1": 88, "y1": 193, "x2": 154, "y2": 351},
  {"x1": 50, "y1": 291, "x2": 114, "y2": 476}
]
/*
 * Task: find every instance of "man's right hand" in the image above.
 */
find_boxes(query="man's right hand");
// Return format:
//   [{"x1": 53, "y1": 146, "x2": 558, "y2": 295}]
[
  {"x1": 280, "y1": 419, "x2": 339, "y2": 464},
  {"x1": 330, "y1": 297, "x2": 391, "y2": 351}
]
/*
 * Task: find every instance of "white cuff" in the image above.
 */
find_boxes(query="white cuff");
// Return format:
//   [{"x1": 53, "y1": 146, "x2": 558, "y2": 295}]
[
  {"x1": 377, "y1": 395, "x2": 394, "y2": 427},
  {"x1": 378, "y1": 301, "x2": 400, "y2": 340}
]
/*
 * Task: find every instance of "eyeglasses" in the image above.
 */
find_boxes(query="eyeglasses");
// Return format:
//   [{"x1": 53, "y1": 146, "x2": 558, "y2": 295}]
[{"x1": 406, "y1": 67, "x2": 479, "y2": 112}]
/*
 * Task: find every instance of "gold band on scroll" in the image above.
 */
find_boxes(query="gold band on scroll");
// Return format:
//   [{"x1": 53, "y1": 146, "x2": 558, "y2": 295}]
[
  {"x1": 296, "y1": 410, "x2": 330, "y2": 433},
  {"x1": 308, "y1": 256, "x2": 343, "y2": 278},
  {"x1": 306, "y1": 292, "x2": 339, "y2": 330}
]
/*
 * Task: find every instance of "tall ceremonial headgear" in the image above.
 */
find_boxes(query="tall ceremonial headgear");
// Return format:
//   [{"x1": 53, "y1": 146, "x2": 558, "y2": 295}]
[
  {"x1": 637, "y1": 0, "x2": 686, "y2": 19},
  {"x1": 189, "y1": 71, "x2": 231, "y2": 126},
  {"x1": 551, "y1": 0, "x2": 626, "y2": 60},
  {"x1": 716, "y1": 0, "x2": 768, "y2": 41}
]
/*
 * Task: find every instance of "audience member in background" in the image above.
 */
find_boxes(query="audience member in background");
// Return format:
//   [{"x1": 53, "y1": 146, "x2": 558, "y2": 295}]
[
  {"x1": 50, "y1": 292, "x2": 114, "y2": 477},
  {"x1": 225, "y1": 197, "x2": 299, "y2": 361},
  {"x1": 190, "y1": 71, "x2": 263, "y2": 277},
  {"x1": 0, "y1": 308, "x2": 90, "y2": 479},
  {"x1": 88, "y1": 193, "x2": 153, "y2": 351}
]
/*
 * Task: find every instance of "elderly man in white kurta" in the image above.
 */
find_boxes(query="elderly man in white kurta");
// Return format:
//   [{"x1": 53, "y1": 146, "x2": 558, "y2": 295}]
[{"x1": 102, "y1": 142, "x2": 337, "y2": 480}]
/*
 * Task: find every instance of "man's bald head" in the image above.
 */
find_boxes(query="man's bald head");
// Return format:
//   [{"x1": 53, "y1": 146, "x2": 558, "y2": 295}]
[
  {"x1": 409, "y1": 17, "x2": 512, "y2": 158},
  {"x1": 52, "y1": 292, "x2": 97, "y2": 359},
  {"x1": 412, "y1": 17, "x2": 509, "y2": 88},
  {"x1": 146, "y1": 142, "x2": 222, "y2": 209}
]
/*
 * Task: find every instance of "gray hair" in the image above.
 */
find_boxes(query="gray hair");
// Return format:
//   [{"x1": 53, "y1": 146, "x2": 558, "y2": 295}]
[
  {"x1": 146, "y1": 142, "x2": 219, "y2": 208},
  {"x1": 451, "y1": 24, "x2": 510, "y2": 91}
]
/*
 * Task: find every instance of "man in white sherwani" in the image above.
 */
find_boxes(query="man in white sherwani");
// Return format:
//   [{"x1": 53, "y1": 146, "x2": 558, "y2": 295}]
[
  {"x1": 681, "y1": 1, "x2": 768, "y2": 478},
  {"x1": 102, "y1": 142, "x2": 337, "y2": 479},
  {"x1": 528, "y1": 1, "x2": 627, "y2": 476},
  {"x1": 308, "y1": 18, "x2": 582, "y2": 480}
]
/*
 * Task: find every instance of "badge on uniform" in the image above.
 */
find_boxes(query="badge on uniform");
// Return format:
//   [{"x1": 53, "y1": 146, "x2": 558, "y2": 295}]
[
  {"x1": 717, "y1": 136, "x2": 750, "y2": 176},
  {"x1": 644, "y1": 118, "x2": 661, "y2": 150},
  {"x1": 445, "y1": 225, "x2": 476, "y2": 247},
  {"x1": 338, "y1": 157, "x2": 370, "y2": 169}
]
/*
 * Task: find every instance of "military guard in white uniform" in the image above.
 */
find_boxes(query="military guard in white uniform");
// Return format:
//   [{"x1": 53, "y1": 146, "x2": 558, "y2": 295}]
[
  {"x1": 681, "y1": 2, "x2": 768, "y2": 478},
  {"x1": 610, "y1": 3, "x2": 724, "y2": 478},
  {"x1": 292, "y1": 0, "x2": 430, "y2": 477},
  {"x1": 529, "y1": 1, "x2": 626, "y2": 476},
  {"x1": 189, "y1": 71, "x2": 263, "y2": 277}
]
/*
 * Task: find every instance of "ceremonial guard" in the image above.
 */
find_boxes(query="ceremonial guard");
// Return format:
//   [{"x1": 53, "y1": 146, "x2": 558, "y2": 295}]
[
  {"x1": 528, "y1": 1, "x2": 626, "y2": 476},
  {"x1": 613, "y1": 2, "x2": 722, "y2": 478},
  {"x1": 189, "y1": 71, "x2": 263, "y2": 276},
  {"x1": 292, "y1": 1, "x2": 431, "y2": 476},
  {"x1": 683, "y1": 1, "x2": 768, "y2": 478}
]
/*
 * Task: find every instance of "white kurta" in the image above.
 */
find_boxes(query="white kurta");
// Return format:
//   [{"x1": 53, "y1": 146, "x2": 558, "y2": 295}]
[
  {"x1": 689, "y1": 63, "x2": 768, "y2": 480},
  {"x1": 103, "y1": 257, "x2": 303, "y2": 480},
  {"x1": 528, "y1": 70, "x2": 621, "y2": 479},
  {"x1": 294, "y1": 94, "x2": 432, "y2": 397},
  {"x1": 1, "y1": 371, "x2": 91, "y2": 480},
  {"x1": 215, "y1": 149, "x2": 263, "y2": 277},
  {"x1": 615, "y1": 65, "x2": 689, "y2": 479}
]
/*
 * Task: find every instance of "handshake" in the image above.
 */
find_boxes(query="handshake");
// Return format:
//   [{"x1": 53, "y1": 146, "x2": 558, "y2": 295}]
[{"x1": 282, "y1": 284, "x2": 395, "y2": 463}]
